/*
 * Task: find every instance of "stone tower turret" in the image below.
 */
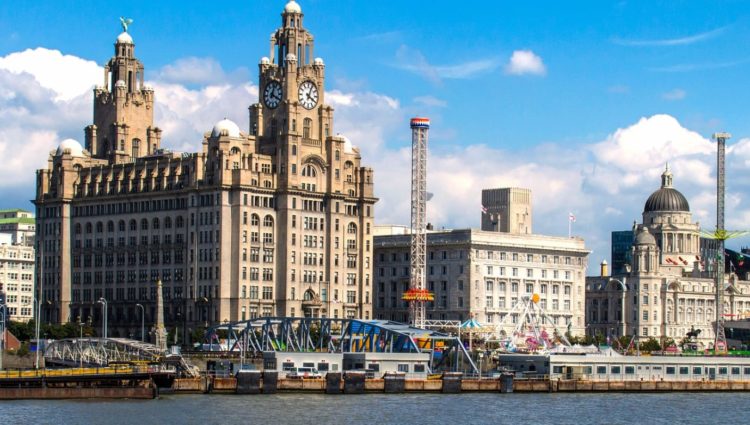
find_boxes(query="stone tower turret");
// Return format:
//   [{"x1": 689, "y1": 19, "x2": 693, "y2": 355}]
[{"x1": 85, "y1": 24, "x2": 161, "y2": 163}]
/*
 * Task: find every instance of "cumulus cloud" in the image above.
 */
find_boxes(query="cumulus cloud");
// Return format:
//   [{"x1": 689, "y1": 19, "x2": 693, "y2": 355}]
[
  {"x1": 504, "y1": 50, "x2": 546, "y2": 76},
  {"x1": 156, "y1": 57, "x2": 249, "y2": 86},
  {"x1": 662, "y1": 88, "x2": 686, "y2": 101},
  {"x1": 0, "y1": 48, "x2": 101, "y2": 101},
  {"x1": 4, "y1": 47, "x2": 750, "y2": 265}
]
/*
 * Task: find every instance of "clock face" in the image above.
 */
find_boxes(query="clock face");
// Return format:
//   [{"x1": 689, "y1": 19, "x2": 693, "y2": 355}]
[
  {"x1": 298, "y1": 81, "x2": 319, "y2": 110},
  {"x1": 263, "y1": 81, "x2": 282, "y2": 109}
]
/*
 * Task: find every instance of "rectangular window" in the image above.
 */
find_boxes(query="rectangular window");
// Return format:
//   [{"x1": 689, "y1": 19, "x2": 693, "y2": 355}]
[
  {"x1": 596, "y1": 366, "x2": 607, "y2": 374},
  {"x1": 625, "y1": 366, "x2": 635, "y2": 375},
  {"x1": 679, "y1": 367, "x2": 689, "y2": 375},
  {"x1": 666, "y1": 367, "x2": 675, "y2": 375},
  {"x1": 692, "y1": 367, "x2": 702, "y2": 375},
  {"x1": 610, "y1": 366, "x2": 621, "y2": 374}
]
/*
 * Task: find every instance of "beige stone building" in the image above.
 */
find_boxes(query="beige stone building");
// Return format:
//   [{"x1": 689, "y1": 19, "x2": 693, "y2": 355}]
[
  {"x1": 481, "y1": 188, "x2": 532, "y2": 234},
  {"x1": 34, "y1": 1, "x2": 375, "y2": 339},
  {"x1": 0, "y1": 241, "x2": 35, "y2": 322},
  {"x1": 374, "y1": 228, "x2": 590, "y2": 336},
  {"x1": 586, "y1": 166, "x2": 750, "y2": 346}
]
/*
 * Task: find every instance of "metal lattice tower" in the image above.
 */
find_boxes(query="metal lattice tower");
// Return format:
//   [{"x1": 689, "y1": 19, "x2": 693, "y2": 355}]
[
  {"x1": 713, "y1": 132, "x2": 730, "y2": 354},
  {"x1": 409, "y1": 117, "x2": 430, "y2": 329}
]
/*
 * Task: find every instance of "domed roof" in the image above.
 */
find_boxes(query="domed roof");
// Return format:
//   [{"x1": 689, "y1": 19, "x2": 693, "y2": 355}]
[
  {"x1": 643, "y1": 164, "x2": 690, "y2": 213},
  {"x1": 117, "y1": 32, "x2": 133, "y2": 44},
  {"x1": 115, "y1": 80, "x2": 126, "y2": 88},
  {"x1": 313, "y1": 57, "x2": 324, "y2": 66},
  {"x1": 260, "y1": 57, "x2": 270, "y2": 65},
  {"x1": 285, "y1": 53, "x2": 297, "y2": 62},
  {"x1": 634, "y1": 227, "x2": 656, "y2": 245},
  {"x1": 56, "y1": 139, "x2": 85, "y2": 157},
  {"x1": 338, "y1": 134, "x2": 356, "y2": 154},
  {"x1": 211, "y1": 118, "x2": 241, "y2": 138},
  {"x1": 284, "y1": 1, "x2": 302, "y2": 13}
]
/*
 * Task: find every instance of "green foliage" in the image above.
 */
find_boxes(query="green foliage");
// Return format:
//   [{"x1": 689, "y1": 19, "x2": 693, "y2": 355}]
[
  {"x1": 5, "y1": 320, "x2": 96, "y2": 342},
  {"x1": 15, "y1": 342, "x2": 30, "y2": 357},
  {"x1": 638, "y1": 337, "x2": 661, "y2": 352}
]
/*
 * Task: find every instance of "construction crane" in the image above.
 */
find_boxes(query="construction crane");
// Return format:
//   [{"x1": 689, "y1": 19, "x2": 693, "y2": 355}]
[{"x1": 403, "y1": 117, "x2": 433, "y2": 329}]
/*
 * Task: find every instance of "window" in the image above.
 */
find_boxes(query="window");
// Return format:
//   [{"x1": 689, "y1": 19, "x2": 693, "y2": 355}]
[
  {"x1": 596, "y1": 366, "x2": 607, "y2": 374},
  {"x1": 679, "y1": 367, "x2": 689, "y2": 375},
  {"x1": 625, "y1": 366, "x2": 635, "y2": 374},
  {"x1": 303, "y1": 118, "x2": 312, "y2": 139},
  {"x1": 611, "y1": 366, "x2": 621, "y2": 374},
  {"x1": 666, "y1": 367, "x2": 675, "y2": 375},
  {"x1": 693, "y1": 367, "x2": 703, "y2": 375}
]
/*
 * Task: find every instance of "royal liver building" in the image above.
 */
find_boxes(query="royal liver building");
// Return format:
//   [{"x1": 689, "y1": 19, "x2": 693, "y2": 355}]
[{"x1": 35, "y1": 1, "x2": 376, "y2": 340}]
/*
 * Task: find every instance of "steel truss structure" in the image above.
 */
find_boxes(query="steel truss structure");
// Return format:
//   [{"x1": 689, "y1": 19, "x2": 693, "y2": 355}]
[
  {"x1": 206, "y1": 317, "x2": 478, "y2": 374},
  {"x1": 409, "y1": 117, "x2": 430, "y2": 329},
  {"x1": 713, "y1": 132, "x2": 731, "y2": 354},
  {"x1": 45, "y1": 338, "x2": 164, "y2": 367}
]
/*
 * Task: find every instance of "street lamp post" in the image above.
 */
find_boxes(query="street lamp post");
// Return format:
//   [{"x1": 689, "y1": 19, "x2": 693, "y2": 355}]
[
  {"x1": 97, "y1": 298, "x2": 108, "y2": 339},
  {"x1": 0, "y1": 304, "x2": 6, "y2": 372},
  {"x1": 78, "y1": 320, "x2": 84, "y2": 369},
  {"x1": 136, "y1": 304, "x2": 144, "y2": 342}
]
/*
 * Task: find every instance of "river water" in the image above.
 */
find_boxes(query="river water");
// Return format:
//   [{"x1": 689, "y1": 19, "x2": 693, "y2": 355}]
[{"x1": 1, "y1": 392, "x2": 746, "y2": 424}]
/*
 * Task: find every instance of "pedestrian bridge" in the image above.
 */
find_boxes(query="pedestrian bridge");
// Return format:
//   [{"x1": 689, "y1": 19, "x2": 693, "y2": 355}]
[{"x1": 44, "y1": 338, "x2": 164, "y2": 368}]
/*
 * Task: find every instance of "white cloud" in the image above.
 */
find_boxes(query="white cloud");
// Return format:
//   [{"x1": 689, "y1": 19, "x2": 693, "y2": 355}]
[
  {"x1": 504, "y1": 50, "x2": 546, "y2": 76},
  {"x1": 413, "y1": 95, "x2": 447, "y2": 107},
  {"x1": 0, "y1": 47, "x2": 101, "y2": 101},
  {"x1": 612, "y1": 26, "x2": 729, "y2": 47},
  {"x1": 662, "y1": 88, "x2": 686, "y2": 101},
  {"x1": 5, "y1": 47, "x2": 750, "y2": 266},
  {"x1": 393, "y1": 45, "x2": 498, "y2": 83},
  {"x1": 157, "y1": 57, "x2": 249, "y2": 86}
]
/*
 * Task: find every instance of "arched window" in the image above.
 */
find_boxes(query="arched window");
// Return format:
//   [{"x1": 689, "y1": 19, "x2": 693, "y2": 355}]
[
  {"x1": 141, "y1": 218, "x2": 149, "y2": 231},
  {"x1": 302, "y1": 164, "x2": 317, "y2": 177},
  {"x1": 264, "y1": 180, "x2": 272, "y2": 188},
  {"x1": 96, "y1": 222, "x2": 103, "y2": 233},
  {"x1": 118, "y1": 220, "x2": 125, "y2": 232},
  {"x1": 176, "y1": 216, "x2": 184, "y2": 228},
  {"x1": 335, "y1": 150, "x2": 340, "y2": 161},
  {"x1": 251, "y1": 214, "x2": 260, "y2": 226},
  {"x1": 152, "y1": 218, "x2": 160, "y2": 230},
  {"x1": 85, "y1": 223, "x2": 92, "y2": 234},
  {"x1": 130, "y1": 220, "x2": 137, "y2": 231},
  {"x1": 164, "y1": 217, "x2": 172, "y2": 229},
  {"x1": 230, "y1": 147, "x2": 241, "y2": 155},
  {"x1": 303, "y1": 118, "x2": 312, "y2": 139},
  {"x1": 75, "y1": 224, "x2": 82, "y2": 234},
  {"x1": 107, "y1": 221, "x2": 114, "y2": 232},
  {"x1": 264, "y1": 215, "x2": 274, "y2": 227},
  {"x1": 347, "y1": 223, "x2": 357, "y2": 234}
]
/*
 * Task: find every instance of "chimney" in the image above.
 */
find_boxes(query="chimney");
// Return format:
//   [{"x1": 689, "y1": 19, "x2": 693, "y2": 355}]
[{"x1": 600, "y1": 260, "x2": 609, "y2": 277}]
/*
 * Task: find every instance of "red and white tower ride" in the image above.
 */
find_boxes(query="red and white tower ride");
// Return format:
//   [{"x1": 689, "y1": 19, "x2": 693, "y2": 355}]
[{"x1": 407, "y1": 117, "x2": 431, "y2": 329}]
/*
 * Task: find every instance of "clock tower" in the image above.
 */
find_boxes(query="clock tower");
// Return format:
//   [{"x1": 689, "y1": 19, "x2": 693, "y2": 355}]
[
  {"x1": 250, "y1": 0, "x2": 334, "y2": 187},
  {"x1": 248, "y1": 1, "x2": 376, "y2": 320}
]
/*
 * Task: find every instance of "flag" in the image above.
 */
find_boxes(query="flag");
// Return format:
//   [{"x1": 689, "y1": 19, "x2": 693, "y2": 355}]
[{"x1": 568, "y1": 212, "x2": 576, "y2": 223}]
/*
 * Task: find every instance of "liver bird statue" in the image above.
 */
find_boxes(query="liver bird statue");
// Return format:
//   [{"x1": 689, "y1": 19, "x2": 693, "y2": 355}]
[{"x1": 120, "y1": 17, "x2": 134, "y2": 32}]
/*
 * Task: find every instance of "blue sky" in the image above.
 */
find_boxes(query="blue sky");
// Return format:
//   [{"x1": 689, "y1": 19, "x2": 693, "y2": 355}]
[{"x1": 3, "y1": 0, "x2": 750, "y2": 264}]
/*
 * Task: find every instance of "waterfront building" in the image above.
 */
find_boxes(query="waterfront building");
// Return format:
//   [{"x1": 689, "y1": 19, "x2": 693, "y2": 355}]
[
  {"x1": 610, "y1": 230, "x2": 633, "y2": 275},
  {"x1": 586, "y1": 166, "x2": 750, "y2": 345},
  {"x1": 0, "y1": 209, "x2": 35, "y2": 247},
  {"x1": 34, "y1": 1, "x2": 375, "y2": 339},
  {"x1": 374, "y1": 227, "x2": 589, "y2": 336},
  {"x1": 481, "y1": 188, "x2": 532, "y2": 234},
  {"x1": 0, "y1": 240, "x2": 35, "y2": 322}
]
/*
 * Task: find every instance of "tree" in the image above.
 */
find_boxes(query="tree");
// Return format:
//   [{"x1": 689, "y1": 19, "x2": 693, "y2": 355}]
[{"x1": 639, "y1": 337, "x2": 661, "y2": 352}]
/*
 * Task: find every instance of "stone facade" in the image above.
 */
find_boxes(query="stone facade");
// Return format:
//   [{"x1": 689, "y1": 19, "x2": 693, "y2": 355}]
[
  {"x1": 586, "y1": 166, "x2": 750, "y2": 346},
  {"x1": 34, "y1": 1, "x2": 376, "y2": 339},
  {"x1": 374, "y1": 228, "x2": 589, "y2": 336},
  {"x1": 481, "y1": 188, "x2": 532, "y2": 234}
]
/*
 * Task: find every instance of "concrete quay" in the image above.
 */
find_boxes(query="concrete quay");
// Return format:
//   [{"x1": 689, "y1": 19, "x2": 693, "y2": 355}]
[{"x1": 172, "y1": 373, "x2": 750, "y2": 395}]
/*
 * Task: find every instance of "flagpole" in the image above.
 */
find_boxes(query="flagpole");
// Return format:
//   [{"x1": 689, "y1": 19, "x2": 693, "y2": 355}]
[{"x1": 568, "y1": 215, "x2": 573, "y2": 239}]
